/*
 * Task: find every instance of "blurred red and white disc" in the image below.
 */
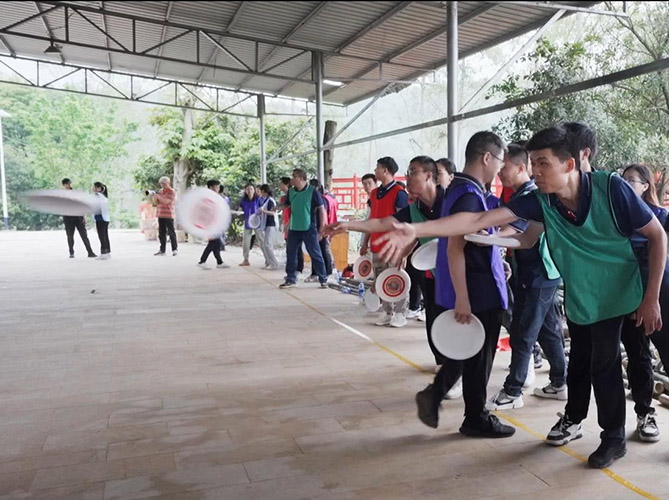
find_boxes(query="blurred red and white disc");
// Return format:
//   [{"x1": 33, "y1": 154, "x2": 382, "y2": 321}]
[
  {"x1": 178, "y1": 187, "x2": 231, "y2": 239},
  {"x1": 375, "y1": 268, "x2": 411, "y2": 303},
  {"x1": 353, "y1": 255, "x2": 374, "y2": 281}
]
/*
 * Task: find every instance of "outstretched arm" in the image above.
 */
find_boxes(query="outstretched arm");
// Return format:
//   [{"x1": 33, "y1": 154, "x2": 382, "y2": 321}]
[
  {"x1": 378, "y1": 207, "x2": 519, "y2": 264},
  {"x1": 324, "y1": 216, "x2": 398, "y2": 237}
]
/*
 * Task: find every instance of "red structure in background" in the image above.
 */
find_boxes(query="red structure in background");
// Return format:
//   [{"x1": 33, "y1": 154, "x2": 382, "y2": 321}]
[
  {"x1": 331, "y1": 175, "x2": 406, "y2": 210},
  {"x1": 332, "y1": 174, "x2": 505, "y2": 210}
]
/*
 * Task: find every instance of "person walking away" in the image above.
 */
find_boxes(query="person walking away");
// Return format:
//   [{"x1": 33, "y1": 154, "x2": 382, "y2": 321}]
[
  {"x1": 93, "y1": 182, "x2": 111, "y2": 260},
  {"x1": 152, "y1": 176, "x2": 178, "y2": 256},
  {"x1": 197, "y1": 180, "x2": 230, "y2": 270},
  {"x1": 62, "y1": 178, "x2": 96, "y2": 258}
]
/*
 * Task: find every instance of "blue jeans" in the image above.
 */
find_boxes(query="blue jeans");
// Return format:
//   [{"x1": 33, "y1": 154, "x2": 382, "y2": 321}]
[
  {"x1": 504, "y1": 281, "x2": 566, "y2": 397},
  {"x1": 285, "y1": 228, "x2": 326, "y2": 284}
]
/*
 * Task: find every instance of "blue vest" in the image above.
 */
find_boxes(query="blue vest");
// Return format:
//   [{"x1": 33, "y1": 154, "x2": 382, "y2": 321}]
[{"x1": 435, "y1": 183, "x2": 509, "y2": 311}]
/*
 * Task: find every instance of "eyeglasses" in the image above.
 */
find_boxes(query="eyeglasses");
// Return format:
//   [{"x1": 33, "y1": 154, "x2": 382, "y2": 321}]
[{"x1": 405, "y1": 168, "x2": 424, "y2": 177}]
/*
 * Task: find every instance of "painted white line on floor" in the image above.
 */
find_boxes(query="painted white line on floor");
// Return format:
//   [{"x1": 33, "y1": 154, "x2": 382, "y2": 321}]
[{"x1": 330, "y1": 317, "x2": 373, "y2": 343}]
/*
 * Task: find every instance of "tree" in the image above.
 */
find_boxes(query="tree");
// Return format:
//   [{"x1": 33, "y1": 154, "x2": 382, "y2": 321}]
[
  {"x1": 488, "y1": 2, "x2": 668, "y2": 199},
  {"x1": 0, "y1": 85, "x2": 140, "y2": 229}
]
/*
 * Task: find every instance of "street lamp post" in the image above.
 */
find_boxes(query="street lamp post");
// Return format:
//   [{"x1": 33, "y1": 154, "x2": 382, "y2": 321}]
[{"x1": 0, "y1": 110, "x2": 10, "y2": 230}]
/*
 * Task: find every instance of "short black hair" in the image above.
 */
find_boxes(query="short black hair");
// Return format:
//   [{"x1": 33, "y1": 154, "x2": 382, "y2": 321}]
[
  {"x1": 259, "y1": 184, "x2": 272, "y2": 196},
  {"x1": 377, "y1": 156, "x2": 399, "y2": 175},
  {"x1": 409, "y1": 155, "x2": 438, "y2": 180},
  {"x1": 280, "y1": 176, "x2": 291, "y2": 186},
  {"x1": 206, "y1": 179, "x2": 220, "y2": 188},
  {"x1": 62, "y1": 178, "x2": 71, "y2": 185},
  {"x1": 505, "y1": 143, "x2": 529, "y2": 167},
  {"x1": 526, "y1": 126, "x2": 580, "y2": 168},
  {"x1": 562, "y1": 121, "x2": 597, "y2": 163},
  {"x1": 464, "y1": 131, "x2": 506, "y2": 165},
  {"x1": 361, "y1": 173, "x2": 376, "y2": 182},
  {"x1": 436, "y1": 158, "x2": 456, "y2": 175}
]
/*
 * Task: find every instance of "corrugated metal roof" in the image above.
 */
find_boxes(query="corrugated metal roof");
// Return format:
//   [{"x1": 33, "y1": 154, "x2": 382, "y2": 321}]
[{"x1": 0, "y1": 1, "x2": 599, "y2": 106}]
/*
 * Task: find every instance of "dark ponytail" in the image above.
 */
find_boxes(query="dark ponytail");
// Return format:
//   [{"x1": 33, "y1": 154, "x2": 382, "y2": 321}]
[{"x1": 94, "y1": 182, "x2": 108, "y2": 198}]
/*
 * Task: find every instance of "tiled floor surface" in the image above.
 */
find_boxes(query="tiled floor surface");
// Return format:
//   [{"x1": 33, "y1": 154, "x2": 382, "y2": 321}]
[{"x1": 1, "y1": 230, "x2": 668, "y2": 500}]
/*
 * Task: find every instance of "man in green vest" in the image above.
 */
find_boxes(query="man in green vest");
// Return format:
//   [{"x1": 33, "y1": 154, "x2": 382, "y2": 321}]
[
  {"x1": 376, "y1": 126, "x2": 666, "y2": 469},
  {"x1": 280, "y1": 168, "x2": 328, "y2": 289}
]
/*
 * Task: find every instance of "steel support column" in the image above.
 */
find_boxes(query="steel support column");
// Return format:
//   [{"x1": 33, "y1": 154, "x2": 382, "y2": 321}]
[
  {"x1": 447, "y1": 1, "x2": 458, "y2": 164},
  {"x1": 258, "y1": 94, "x2": 267, "y2": 184},
  {"x1": 313, "y1": 51, "x2": 324, "y2": 184},
  {"x1": 0, "y1": 114, "x2": 8, "y2": 230}
]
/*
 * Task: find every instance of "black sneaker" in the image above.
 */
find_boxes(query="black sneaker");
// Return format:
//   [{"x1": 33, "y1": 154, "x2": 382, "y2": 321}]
[
  {"x1": 415, "y1": 385, "x2": 440, "y2": 429},
  {"x1": 69, "y1": 254, "x2": 74, "y2": 259},
  {"x1": 88, "y1": 253, "x2": 97, "y2": 258},
  {"x1": 587, "y1": 441, "x2": 626, "y2": 469},
  {"x1": 279, "y1": 281, "x2": 297, "y2": 289},
  {"x1": 459, "y1": 414, "x2": 515, "y2": 438}
]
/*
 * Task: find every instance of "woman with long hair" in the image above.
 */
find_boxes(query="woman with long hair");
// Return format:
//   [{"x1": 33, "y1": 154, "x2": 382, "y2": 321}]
[
  {"x1": 620, "y1": 163, "x2": 669, "y2": 443},
  {"x1": 239, "y1": 183, "x2": 260, "y2": 266},
  {"x1": 93, "y1": 182, "x2": 111, "y2": 260}
]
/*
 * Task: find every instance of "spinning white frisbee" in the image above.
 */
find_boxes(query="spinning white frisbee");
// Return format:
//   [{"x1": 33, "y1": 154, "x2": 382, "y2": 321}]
[
  {"x1": 178, "y1": 187, "x2": 231, "y2": 239},
  {"x1": 364, "y1": 291, "x2": 381, "y2": 312},
  {"x1": 247, "y1": 212, "x2": 262, "y2": 229},
  {"x1": 22, "y1": 190, "x2": 101, "y2": 216},
  {"x1": 464, "y1": 233, "x2": 521, "y2": 248},
  {"x1": 411, "y1": 239, "x2": 438, "y2": 271},
  {"x1": 375, "y1": 268, "x2": 411, "y2": 303},
  {"x1": 353, "y1": 255, "x2": 374, "y2": 281},
  {"x1": 432, "y1": 310, "x2": 485, "y2": 360}
]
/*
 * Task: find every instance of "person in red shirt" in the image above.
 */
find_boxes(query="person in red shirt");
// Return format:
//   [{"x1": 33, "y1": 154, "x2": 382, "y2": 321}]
[
  {"x1": 367, "y1": 157, "x2": 410, "y2": 328},
  {"x1": 152, "y1": 176, "x2": 178, "y2": 256}
]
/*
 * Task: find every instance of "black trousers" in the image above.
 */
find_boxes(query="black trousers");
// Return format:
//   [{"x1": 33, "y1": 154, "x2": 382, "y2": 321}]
[
  {"x1": 95, "y1": 221, "x2": 111, "y2": 254},
  {"x1": 200, "y1": 238, "x2": 223, "y2": 265},
  {"x1": 311, "y1": 237, "x2": 333, "y2": 276},
  {"x1": 566, "y1": 316, "x2": 626, "y2": 443},
  {"x1": 64, "y1": 216, "x2": 94, "y2": 256},
  {"x1": 158, "y1": 217, "x2": 178, "y2": 252},
  {"x1": 431, "y1": 308, "x2": 503, "y2": 423},
  {"x1": 406, "y1": 258, "x2": 425, "y2": 311},
  {"x1": 419, "y1": 277, "x2": 446, "y2": 365}
]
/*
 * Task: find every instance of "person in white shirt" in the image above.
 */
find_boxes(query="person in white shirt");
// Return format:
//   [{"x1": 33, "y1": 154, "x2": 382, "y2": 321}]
[{"x1": 93, "y1": 182, "x2": 111, "y2": 260}]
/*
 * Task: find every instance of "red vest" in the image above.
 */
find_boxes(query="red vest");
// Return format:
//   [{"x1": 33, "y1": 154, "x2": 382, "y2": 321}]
[
  {"x1": 369, "y1": 183, "x2": 404, "y2": 253},
  {"x1": 324, "y1": 193, "x2": 338, "y2": 225}
]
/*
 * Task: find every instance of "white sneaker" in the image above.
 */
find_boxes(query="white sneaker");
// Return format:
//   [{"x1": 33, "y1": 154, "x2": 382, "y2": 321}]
[
  {"x1": 444, "y1": 378, "x2": 463, "y2": 399},
  {"x1": 406, "y1": 309, "x2": 420, "y2": 320},
  {"x1": 296, "y1": 272, "x2": 305, "y2": 282},
  {"x1": 197, "y1": 263, "x2": 211, "y2": 270},
  {"x1": 390, "y1": 312, "x2": 407, "y2": 328},
  {"x1": 375, "y1": 312, "x2": 392, "y2": 326},
  {"x1": 217, "y1": 263, "x2": 231, "y2": 269},
  {"x1": 546, "y1": 413, "x2": 583, "y2": 446},
  {"x1": 172, "y1": 250, "x2": 178, "y2": 256},
  {"x1": 523, "y1": 357, "x2": 535, "y2": 389},
  {"x1": 304, "y1": 275, "x2": 319, "y2": 283},
  {"x1": 637, "y1": 412, "x2": 660, "y2": 442},
  {"x1": 485, "y1": 389, "x2": 524, "y2": 411},
  {"x1": 533, "y1": 383, "x2": 568, "y2": 400},
  {"x1": 417, "y1": 309, "x2": 426, "y2": 322}
]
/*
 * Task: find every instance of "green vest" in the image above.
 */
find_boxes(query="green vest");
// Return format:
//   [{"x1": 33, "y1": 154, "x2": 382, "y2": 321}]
[
  {"x1": 289, "y1": 185, "x2": 314, "y2": 231},
  {"x1": 536, "y1": 171, "x2": 643, "y2": 325},
  {"x1": 409, "y1": 203, "x2": 435, "y2": 245},
  {"x1": 539, "y1": 234, "x2": 560, "y2": 280}
]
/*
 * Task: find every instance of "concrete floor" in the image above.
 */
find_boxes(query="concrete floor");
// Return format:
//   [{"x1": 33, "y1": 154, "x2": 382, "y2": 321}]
[{"x1": 1, "y1": 229, "x2": 668, "y2": 500}]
